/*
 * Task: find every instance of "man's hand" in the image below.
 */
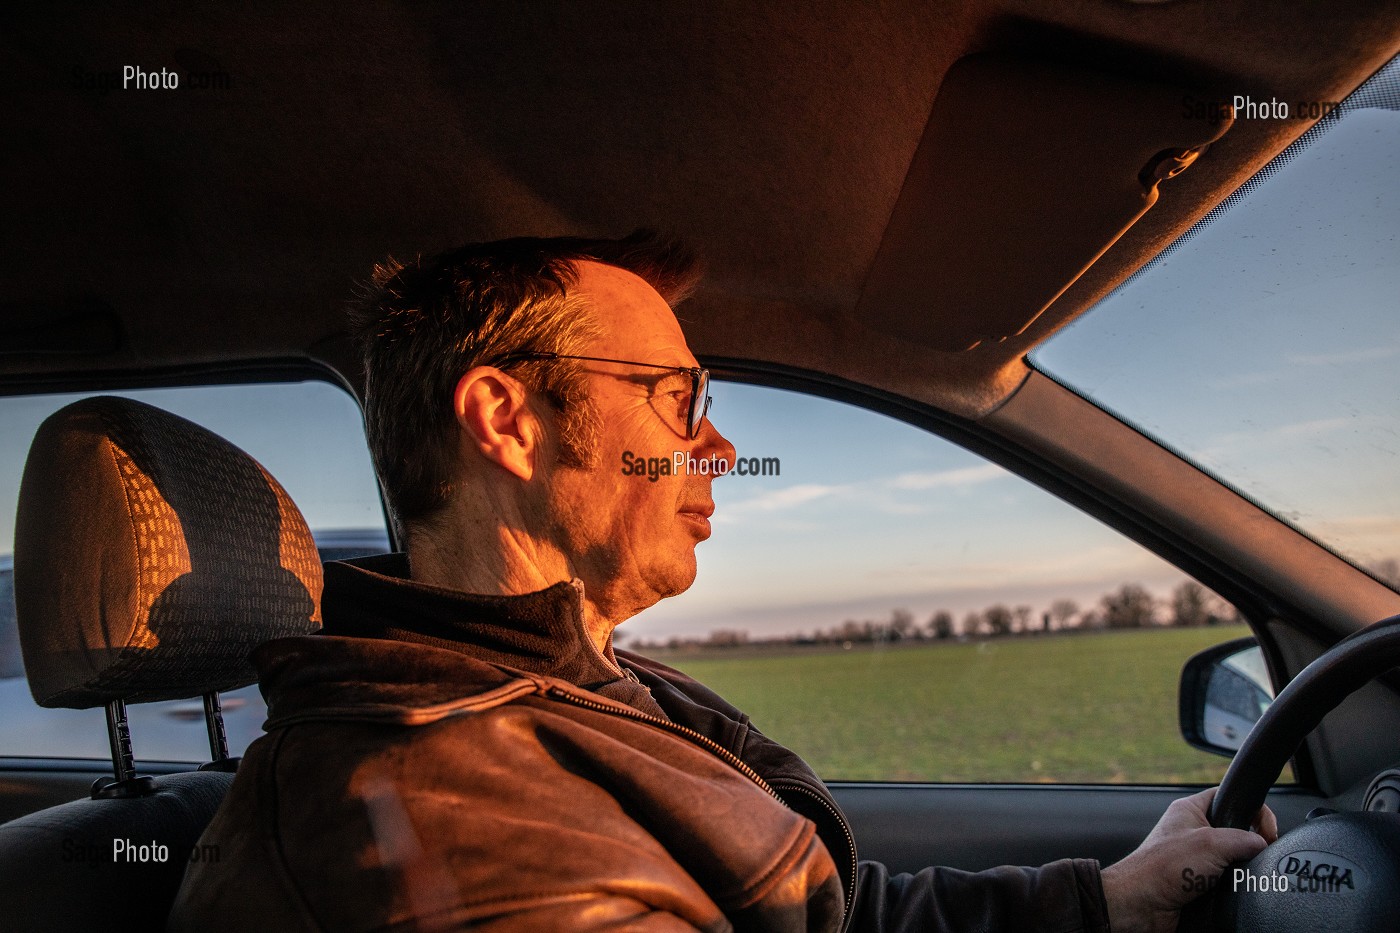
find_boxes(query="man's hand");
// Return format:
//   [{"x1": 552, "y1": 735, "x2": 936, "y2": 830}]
[{"x1": 1100, "y1": 786, "x2": 1278, "y2": 933}]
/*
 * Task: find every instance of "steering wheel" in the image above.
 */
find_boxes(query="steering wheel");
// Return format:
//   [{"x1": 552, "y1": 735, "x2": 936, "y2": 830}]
[{"x1": 1180, "y1": 614, "x2": 1400, "y2": 932}]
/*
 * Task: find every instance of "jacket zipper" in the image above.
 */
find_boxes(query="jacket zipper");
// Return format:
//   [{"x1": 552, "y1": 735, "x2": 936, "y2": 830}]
[
  {"x1": 544, "y1": 686, "x2": 783, "y2": 803},
  {"x1": 768, "y1": 779, "x2": 858, "y2": 931},
  {"x1": 546, "y1": 685, "x2": 854, "y2": 930}
]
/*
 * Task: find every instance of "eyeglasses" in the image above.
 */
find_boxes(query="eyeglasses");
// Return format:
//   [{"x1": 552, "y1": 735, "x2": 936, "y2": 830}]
[{"x1": 493, "y1": 351, "x2": 713, "y2": 440}]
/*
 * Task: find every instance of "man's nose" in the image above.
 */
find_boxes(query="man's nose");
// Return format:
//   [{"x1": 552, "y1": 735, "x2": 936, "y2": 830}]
[{"x1": 693, "y1": 417, "x2": 737, "y2": 472}]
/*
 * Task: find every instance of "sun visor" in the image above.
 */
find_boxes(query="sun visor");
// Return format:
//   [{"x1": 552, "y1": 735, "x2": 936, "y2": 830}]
[{"x1": 858, "y1": 53, "x2": 1233, "y2": 352}]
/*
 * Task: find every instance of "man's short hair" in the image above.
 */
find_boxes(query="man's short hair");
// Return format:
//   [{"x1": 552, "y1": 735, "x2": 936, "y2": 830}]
[{"x1": 348, "y1": 229, "x2": 701, "y2": 532}]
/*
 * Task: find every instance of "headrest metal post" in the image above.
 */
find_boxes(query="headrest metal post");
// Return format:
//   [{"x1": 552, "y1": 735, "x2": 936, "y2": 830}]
[
  {"x1": 105, "y1": 698, "x2": 136, "y2": 783},
  {"x1": 92, "y1": 699, "x2": 156, "y2": 798},
  {"x1": 203, "y1": 691, "x2": 229, "y2": 761}
]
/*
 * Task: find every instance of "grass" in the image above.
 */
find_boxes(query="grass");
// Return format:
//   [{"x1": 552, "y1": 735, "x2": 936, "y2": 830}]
[{"x1": 655, "y1": 625, "x2": 1248, "y2": 783}]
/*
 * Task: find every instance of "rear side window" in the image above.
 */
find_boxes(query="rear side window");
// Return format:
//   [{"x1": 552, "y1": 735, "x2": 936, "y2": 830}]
[
  {"x1": 0, "y1": 557, "x2": 18, "y2": 680},
  {"x1": 0, "y1": 380, "x2": 388, "y2": 762}
]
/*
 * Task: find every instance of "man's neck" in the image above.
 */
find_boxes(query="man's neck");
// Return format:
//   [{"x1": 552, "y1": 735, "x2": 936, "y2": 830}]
[{"x1": 406, "y1": 524, "x2": 616, "y2": 656}]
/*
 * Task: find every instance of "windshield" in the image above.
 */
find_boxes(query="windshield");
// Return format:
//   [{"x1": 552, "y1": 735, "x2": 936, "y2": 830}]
[{"x1": 1032, "y1": 56, "x2": 1400, "y2": 589}]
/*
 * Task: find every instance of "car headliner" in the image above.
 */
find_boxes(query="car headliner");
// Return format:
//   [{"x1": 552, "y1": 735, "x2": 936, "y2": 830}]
[{"x1": 3, "y1": 2, "x2": 1399, "y2": 417}]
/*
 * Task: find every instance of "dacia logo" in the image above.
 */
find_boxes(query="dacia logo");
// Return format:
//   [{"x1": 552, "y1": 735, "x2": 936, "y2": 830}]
[{"x1": 1278, "y1": 850, "x2": 1363, "y2": 893}]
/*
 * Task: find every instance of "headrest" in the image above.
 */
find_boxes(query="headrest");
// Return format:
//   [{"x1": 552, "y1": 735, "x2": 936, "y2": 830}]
[{"x1": 13, "y1": 396, "x2": 322, "y2": 708}]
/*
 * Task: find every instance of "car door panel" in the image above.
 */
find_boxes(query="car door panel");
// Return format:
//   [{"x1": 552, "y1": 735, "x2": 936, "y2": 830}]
[{"x1": 832, "y1": 784, "x2": 1325, "y2": 874}]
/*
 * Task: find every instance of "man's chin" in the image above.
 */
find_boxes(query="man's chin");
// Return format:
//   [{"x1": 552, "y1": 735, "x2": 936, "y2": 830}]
[{"x1": 650, "y1": 553, "x2": 700, "y2": 603}]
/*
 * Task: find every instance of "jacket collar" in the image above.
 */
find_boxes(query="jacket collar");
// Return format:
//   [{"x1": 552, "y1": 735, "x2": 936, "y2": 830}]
[
  {"x1": 316, "y1": 554, "x2": 662, "y2": 710},
  {"x1": 319, "y1": 554, "x2": 628, "y2": 687}
]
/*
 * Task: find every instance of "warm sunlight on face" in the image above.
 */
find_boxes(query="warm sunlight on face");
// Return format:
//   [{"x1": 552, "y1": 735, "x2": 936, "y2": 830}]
[{"x1": 544, "y1": 262, "x2": 736, "y2": 623}]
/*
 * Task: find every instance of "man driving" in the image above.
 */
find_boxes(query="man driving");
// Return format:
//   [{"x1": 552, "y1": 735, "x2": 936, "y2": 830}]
[{"x1": 173, "y1": 231, "x2": 1275, "y2": 933}]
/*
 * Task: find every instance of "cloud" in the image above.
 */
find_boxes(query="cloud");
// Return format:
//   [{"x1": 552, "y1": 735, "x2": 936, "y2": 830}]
[
  {"x1": 1204, "y1": 346, "x2": 1399, "y2": 389},
  {"x1": 1272, "y1": 417, "x2": 1361, "y2": 439},
  {"x1": 886, "y1": 464, "x2": 1004, "y2": 491},
  {"x1": 1285, "y1": 345, "x2": 1400, "y2": 367},
  {"x1": 861, "y1": 544, "x2": 1157, "y2": 590},
  {"x1": 1205, "y1": 371, "x2": 1282, "y2": 390},
  {"x1": 716, "y1": 464, "x2": 1013, "y2": 525},
  {"x1": 718, "y1": 483, "x2": 847, "y2": 518},
  {"x1": 1201, "y1": 415, "x2": 1370, "y2": 459}
]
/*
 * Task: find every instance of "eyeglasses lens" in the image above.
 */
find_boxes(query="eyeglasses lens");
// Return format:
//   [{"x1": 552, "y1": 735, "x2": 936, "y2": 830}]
[{"x1": 689, "y1": 370, "x2": 711, "y2": 439}]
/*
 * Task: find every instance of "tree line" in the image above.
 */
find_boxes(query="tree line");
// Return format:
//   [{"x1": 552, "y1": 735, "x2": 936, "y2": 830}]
[{"x1": 624, "y1": 579, "x2": 1244, "y2": 653}]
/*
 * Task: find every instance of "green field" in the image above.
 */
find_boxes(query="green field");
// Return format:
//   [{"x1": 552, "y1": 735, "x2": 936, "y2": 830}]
[{"x1": 657, "y1": 625, "x2": 1250, "y2": 784}]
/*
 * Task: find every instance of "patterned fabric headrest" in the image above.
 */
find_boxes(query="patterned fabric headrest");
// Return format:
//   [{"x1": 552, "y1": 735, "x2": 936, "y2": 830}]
[{"x1": 13, "y1": 396, "x2": 322, "y2": 708}]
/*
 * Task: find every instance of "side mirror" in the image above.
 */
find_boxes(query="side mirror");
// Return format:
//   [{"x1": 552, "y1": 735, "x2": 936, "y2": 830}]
[{"x1": 1179, "y1": 636, "x2": 1274, "y2": 757}]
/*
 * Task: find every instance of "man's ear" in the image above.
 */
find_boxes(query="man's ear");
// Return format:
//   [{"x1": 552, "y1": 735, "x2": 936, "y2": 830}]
[{"x1": 452, "y1": 367, "x2": 543, "y2": 481}]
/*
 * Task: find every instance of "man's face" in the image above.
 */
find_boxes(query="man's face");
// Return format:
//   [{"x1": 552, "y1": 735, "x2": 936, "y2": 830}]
[{"x1": 543, "y1": 260, "x2": 736, "y2": 622}]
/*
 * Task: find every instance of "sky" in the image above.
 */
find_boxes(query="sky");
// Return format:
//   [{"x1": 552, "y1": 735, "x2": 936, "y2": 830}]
[
  {"x1": 3, "y1": 82, "x2": 1396, "y2": 643},
  {"x1": 629, "y1": 382, "x2": 1189, "y2": 641},
  {"x1": 1033, "y1": 103, "x2": 1400, "y2": 573}
]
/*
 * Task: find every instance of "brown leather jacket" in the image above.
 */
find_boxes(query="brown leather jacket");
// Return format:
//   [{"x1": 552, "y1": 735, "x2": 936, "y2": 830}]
[{"x1": 170, "y1": 556, "x2": 1111, "y2": 933}]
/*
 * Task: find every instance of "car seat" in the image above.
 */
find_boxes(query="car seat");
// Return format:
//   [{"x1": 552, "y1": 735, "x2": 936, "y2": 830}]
[{"x1": 0, "y1": 395, "x2": 323, "y2": 932}]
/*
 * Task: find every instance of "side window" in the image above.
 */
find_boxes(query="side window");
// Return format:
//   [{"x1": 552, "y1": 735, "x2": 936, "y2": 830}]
[
  {"x1": 626, "y1": 381, "x2": 1254, "y2": 784},
  {"x1": 0, "y1": 380, "x2": 388, "y2": 762}
]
